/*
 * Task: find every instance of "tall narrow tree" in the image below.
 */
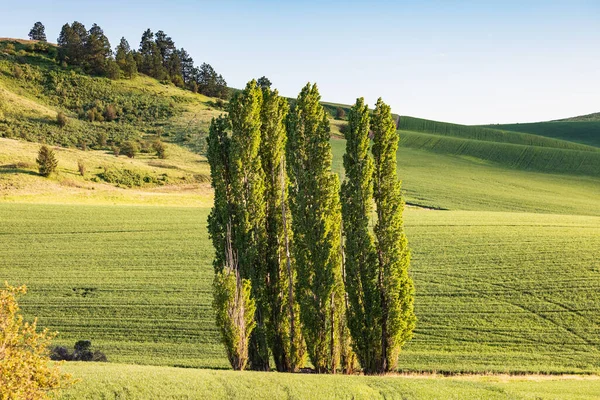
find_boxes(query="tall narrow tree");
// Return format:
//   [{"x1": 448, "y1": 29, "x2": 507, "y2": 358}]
[
  {"x1": 228, "y1": 80, "x2": 269, "y2": 370},
  {"x1": 371, "y1": 98, "x2": 416, "y2": 373},
  {"x1": 286, "y1": 83, "x2": 347, "y2": 373},
  {"x1": 207, "y1": 115, "x2": 256, "y2": 371},
  {"x1": 340, "y1": 98, "x2": 382, "y2": 374},
  {"x1": 260, "y1": 86, "x2": 305, "y2": 372}
]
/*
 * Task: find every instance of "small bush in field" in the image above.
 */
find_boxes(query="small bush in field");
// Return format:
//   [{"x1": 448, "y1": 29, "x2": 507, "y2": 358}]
[
  {"x1": 50, "y1": 340, "x2": 107, "y2": 362},
  {"x1": 111, "y1": 145, "x2": 120, "y2": 157},
  {"x1": 56, "y1": 112, "x2": 68, "y2": 128},
  {"x1": 77, "y1": 159, "x2": 86, "y2": 176},
  {"x1": 153, "y1": 139, "x2": 167, "y2": 159},
  {"x1": 104, "y1": 104, "x2": 117, "y2": 122},
  {"x1": 120, "y1": 141, "x2": 139, "y2": 158},
  {"x1": 36, "y1": 145, "x2": 58, "y2": 177}
]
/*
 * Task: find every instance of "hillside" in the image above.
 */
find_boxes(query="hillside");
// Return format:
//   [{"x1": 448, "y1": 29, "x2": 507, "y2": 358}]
[{"x1": 481, "y1": 112, "x2": 600, "y2": 148}]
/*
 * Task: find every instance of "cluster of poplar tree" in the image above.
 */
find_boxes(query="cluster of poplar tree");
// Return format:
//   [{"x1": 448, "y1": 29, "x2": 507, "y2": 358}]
[
  {"x1": 53, "y1": 21, "x2": 227, "y2": 98},
  {"x1": 207, "y1": 79, "x2": 415, "y2": 375}
]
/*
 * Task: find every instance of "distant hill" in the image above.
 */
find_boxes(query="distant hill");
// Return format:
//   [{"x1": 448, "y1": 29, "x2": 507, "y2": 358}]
[
  {"x1": 554, "y1": 112, "x2": 600, "y2": 122},
  {"x1": 482, "y1": 113, "x2": 600, "y2": 148}
]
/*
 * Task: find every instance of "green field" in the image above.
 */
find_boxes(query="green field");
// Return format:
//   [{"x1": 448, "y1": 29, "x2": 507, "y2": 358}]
[
  {"x1": 58, "y1": 363, "x2": 600, "y2": 399},
  {"x1": 2, "y1": 203, "x2": 599, "y2": 374}
]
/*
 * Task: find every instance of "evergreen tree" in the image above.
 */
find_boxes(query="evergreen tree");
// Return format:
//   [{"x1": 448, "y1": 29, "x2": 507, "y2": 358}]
[
  {"x1": 28, "y1": 22, "x2": 46, "y2": 41},
  {"x1": 178, "y1": 48, "x2": 195, "y2": 85},
  {"x1": 116, "y1": 38, "x2": 137, "y2": 79},
  {"x1": 85, "y1": 24, "x2": 112, "y2": 76},
  {"x1": 138, "y1": 29, "x2": 155, "y2": 76},
  {"x1": 57, "y1": 21, "x2": 88, "y2": 65},
  {"x1": 371, "y1": 98, "x2": 416, "y2": 372},
  {"x1": 207, "y1": 115, "x2": 257, "y2": 371},
  {"x1": 286, "y1": 83, "x2": 347, "y2": 373},
  {"x1": 115, "y1": 37, "x2": 130, "y2": 69},
  {"x1": 260, "y1": 87, "x2": 305, "y2": 372},
  {"x1": 36, "y1": 145, "x2": 58, "y2": 177},
  {"x1": 257, "y1": 76, "x2": 272, "y2": 90},
  {"x1": 228, "y1": 80, "x2": 269, "y2": 370},
  {"x1": 155, "y1": 30, "x2": 175, "y2": 65},
  {"x1": 340, "y1": 98, "x2": 382, "y2": 374}
]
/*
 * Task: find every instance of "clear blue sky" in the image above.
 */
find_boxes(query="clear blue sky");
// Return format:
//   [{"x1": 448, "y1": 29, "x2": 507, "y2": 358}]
[{"x1": 3, "y1": 0, "x2": 599, "y2": 124}]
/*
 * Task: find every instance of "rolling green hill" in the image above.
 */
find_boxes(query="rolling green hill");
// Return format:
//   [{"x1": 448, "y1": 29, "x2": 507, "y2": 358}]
[
  {"x1": 484, "y1": 121, "x2": 600, "y2": 148},
  {"x1": 399, "y1": 116, "x2": 598, "y2": 151}
]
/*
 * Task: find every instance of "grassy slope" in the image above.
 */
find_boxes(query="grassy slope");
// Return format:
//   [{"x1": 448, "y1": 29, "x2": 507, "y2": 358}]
[
  {"x1": 60, "y1": 363, "x2": 600, "y2": 400},
  {"x1": 485, "y1": 121, "x2": 600, "y2": 148}
]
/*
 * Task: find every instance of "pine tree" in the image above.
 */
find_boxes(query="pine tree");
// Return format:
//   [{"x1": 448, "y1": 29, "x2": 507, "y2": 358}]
[
  {"x1": 36, "y1": 145, "x2": 58, "y2": 177},
  {"x1": 115, "y1": 37, "x2": 130, "y2": 73},
  {"x1": 57, "y1": 22, "x2": 88, "y2": 66},
  {"x1": 85, "y1": 24, "x2": 112, "y2": 76},
  {"x1": 28, "y1": 22, "x2": 46, "y2": 42},
  {"x1": 260, "y1": 86, "x2": 305, "y2": 372},
  {"x1": 371, "y1": 98, "x2": 416, "y2": 372},
  {"x1": 207, "y1": 115, "x2": 257, "y2": 371},
  {"x1": 228, "y1": 80, "x2": 269, "y2": 370},
  {"x1": 286, "y1": 83, "x2": 347, "y2": 373},
  {"x1": 340, "y1": 98, "x2": 382, "y2": 374}
]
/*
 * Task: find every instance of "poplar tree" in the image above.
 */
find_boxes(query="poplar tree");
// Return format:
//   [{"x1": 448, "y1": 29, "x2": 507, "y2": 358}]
[
  {"x1": 228, "y1": 80, "x2": 269, "y2": 370},
  {"x1": 286, "y1": 83, "x2": 347, "y2": 373},
  {"x1": 260, "y1": 86, "x2": 305, "y2": 372},
  {"x1": 207, "y1": 115, "x2": 256, "y2": 371},
  {"x1": 340, "y1": 98, "x2": 382, "y2": 374},
  {"x1": 371, "y1": 98, "x2": 416, "y2": 373}
]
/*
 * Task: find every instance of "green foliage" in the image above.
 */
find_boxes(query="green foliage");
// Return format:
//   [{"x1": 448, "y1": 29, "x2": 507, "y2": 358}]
[
  {"x1": 36, "y1": 145, "x2": 58, "y2": 177},
  {"x1": 57, "y1": 111, "x2": 68, "y2": 128},
  {"x1": 259, "y1": 87, "x2": 305, "y2": 372},
  {"x1": 257, "y1": 76, "x2": 272, "y2": 89},
  {"x1": 207, "y1": 111, "x2": 260, "y2": 371},
  {"x1": 120, "y1": 140, "x2": 139, "y2": 158},
  {"x1": 371, "y1": 98, "x2": 416, "y2": 372},
  {"x1": 77, "y1": 159, "x2": 85, "y2": 176},
  {"x1": 340, "y1": 98, "x2": 381, "y2": 374},
  {"x1": 97, "y1": 167, "x2": 162, "y2": 187},
  {"x1": 0, "y1": 283, "x2": 73, "y2": 399},
  {"x1": 152, "y1": 139, "x2": 167, "y2": 159},
  {"x1": 212, "y1": 270, "x2": 256, "y2": 370},
  {"x1": 227, "y1": 80, "x2": 269, "y2": 370},
  {"x1": 29, "y1": 22, "x2": 47, "y2": 42},
  {"x1": 335, "y1": 106, "x2": 346, "y2": 120},
  {"x1": 286, "y1": 83, "x2": 347, "y2": 373},
  {"x1": 0, "y1": 56, "x2": 174, "y2": 147}
]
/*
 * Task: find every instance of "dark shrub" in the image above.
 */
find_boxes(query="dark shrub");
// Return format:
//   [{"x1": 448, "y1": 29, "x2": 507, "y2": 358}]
[
  {"x1": 120, "y1": 141, "x2": 139, "y2": 158},
  {"x1": 77, "y1": 159, "x2": 86, "y2": 176},
  {"x1": 56, "y1": 112, "x2": 68, "y2": 128},
  {"x1": 335, "y1": 107, "x2": 346, "y2": 120},
  {"x1": 50, "y1": 346, "x2": 73, "y2": 361},
  {"x1": 104, "y1": 104, "x2": 117, "y2": 122}
]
